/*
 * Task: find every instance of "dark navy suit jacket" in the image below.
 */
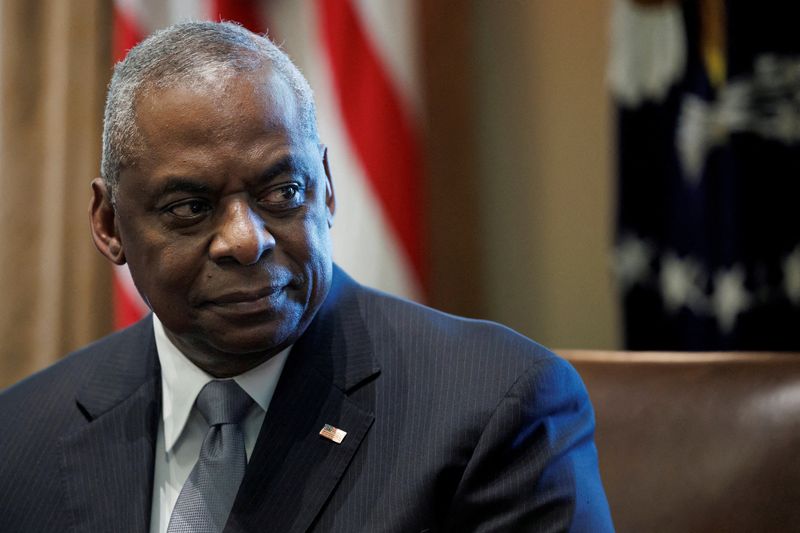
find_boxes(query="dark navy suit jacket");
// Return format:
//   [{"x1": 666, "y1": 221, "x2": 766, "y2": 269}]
[{"x1": 0, "y1": 266, "x2": 613, "y2": 532}]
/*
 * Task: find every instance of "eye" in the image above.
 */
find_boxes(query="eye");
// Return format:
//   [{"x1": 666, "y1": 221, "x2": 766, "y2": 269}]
[
  {"x1": 261, "y1": 183, "x2": 304, "y2": 207},
  {"x1": 166, "y1": 199, "x2": 212, "y2": 219}
]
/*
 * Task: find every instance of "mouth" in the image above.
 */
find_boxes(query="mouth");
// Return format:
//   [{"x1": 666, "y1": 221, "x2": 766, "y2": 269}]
[{"x1": 206, "y1": 285, "x2": 286, "y2": 315}]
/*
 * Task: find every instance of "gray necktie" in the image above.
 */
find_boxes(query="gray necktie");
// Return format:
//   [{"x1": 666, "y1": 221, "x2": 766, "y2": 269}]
[{"x1": 167, "y1": 380, "x2": 254, "y2": 533}]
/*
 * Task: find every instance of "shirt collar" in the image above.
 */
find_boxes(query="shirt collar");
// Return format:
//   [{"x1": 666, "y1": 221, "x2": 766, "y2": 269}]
[{"x1": 153, "y1": 313, "x2": 291, "y2": 453}]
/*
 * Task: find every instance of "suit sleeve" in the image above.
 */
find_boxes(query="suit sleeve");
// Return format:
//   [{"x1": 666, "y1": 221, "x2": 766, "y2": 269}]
[{"x1": 445, "y1": 357, "x2": 614, "y2": 532}]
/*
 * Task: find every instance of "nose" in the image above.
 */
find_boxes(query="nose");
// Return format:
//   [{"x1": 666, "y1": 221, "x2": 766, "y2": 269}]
[{"x1": 209, "y1": 198, "x2": 275, "y2": 265}]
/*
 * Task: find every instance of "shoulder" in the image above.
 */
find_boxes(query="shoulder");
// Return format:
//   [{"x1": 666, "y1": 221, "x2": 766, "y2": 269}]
[
  {"x1": 356, "y1": 284, "x2": 560, "y2": 362},
  {"x1": 340, "y1": 282, "x2": 610, "y2": 529},
  {"x1": 0, "y1": 317, "x2": 153, "y2": 428},
  {"x1": 351, "y1": 283, "x2": 583, "y2": 401}
]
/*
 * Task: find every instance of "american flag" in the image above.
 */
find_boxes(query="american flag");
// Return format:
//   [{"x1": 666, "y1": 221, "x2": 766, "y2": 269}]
[{"x1": 319, "y1": 424, "x2": 347, "y2": 444}]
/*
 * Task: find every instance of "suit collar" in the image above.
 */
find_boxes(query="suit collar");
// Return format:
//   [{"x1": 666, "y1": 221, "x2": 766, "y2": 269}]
[
  {"x1": 296, "y1": 265, "x2": 381, "y2": 393},
  {"x1": 75, "y1": 314, "x2": 160, "y2": 420},
  {"x1": 63, "y1": 315, "x2": 160, "y2": 532},
  {"x1": 226, "y1": 265, "x2": 379, "y2": 532}
]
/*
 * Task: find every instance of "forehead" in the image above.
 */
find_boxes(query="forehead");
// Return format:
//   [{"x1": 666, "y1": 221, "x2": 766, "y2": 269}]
[
  {"x1": 117, "y1": 67, "x2": 318, "y2": 196},
  {"x1": 133, "y1": 65, "x2": 301, "y2": 147}
]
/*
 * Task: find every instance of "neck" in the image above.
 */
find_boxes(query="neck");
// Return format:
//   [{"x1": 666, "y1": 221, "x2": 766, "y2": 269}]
[{"x1": 164, "y1": 329, "x2": 288, "y2": 378}]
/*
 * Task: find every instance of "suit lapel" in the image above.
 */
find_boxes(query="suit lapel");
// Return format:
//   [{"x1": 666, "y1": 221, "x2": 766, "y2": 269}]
[
  {"x1": 61, "y1": 316, "x2": 160, "y2": 533},
  {"x1": 226, "y1": 268, "x2": 379, "y2": 533}
]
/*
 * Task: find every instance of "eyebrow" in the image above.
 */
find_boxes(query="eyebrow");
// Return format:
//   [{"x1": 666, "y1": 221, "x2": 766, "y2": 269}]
[
  {"x1": 154, "y1": 155, "x2": 307, "y2": 198},
  {"x1": 157, "y1": 178, "x2": 212, "y2": 197},
  {"x1": 261, "y1": 156, "x2": 296, "y2": 182}
]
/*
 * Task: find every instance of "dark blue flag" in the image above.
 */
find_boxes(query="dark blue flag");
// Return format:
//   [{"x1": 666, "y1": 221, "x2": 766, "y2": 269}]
[{"x1": 613, "y1": 0, "x2": 800, "y2": 350}]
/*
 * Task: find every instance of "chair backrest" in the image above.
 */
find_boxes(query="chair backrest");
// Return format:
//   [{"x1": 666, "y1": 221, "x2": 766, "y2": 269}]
[{"x1": 560, "y1": 350, "x2": 800, "y2": 533}]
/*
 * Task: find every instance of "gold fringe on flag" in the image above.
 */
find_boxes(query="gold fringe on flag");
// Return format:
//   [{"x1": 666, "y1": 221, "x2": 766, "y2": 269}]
[{"x1": 700, "y1": 0, "x2": 727, "y2": 89}]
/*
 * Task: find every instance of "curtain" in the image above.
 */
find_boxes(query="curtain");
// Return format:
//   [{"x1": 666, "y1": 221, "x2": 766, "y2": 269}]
[{"x1": 0, "y1": 0, "x2": 112, "y2": 387}]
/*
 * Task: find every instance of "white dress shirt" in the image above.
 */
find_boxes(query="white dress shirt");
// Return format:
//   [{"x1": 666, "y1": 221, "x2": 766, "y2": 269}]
[{"x1": 149, "y1": 314, "x2": 291, "y2": 533}]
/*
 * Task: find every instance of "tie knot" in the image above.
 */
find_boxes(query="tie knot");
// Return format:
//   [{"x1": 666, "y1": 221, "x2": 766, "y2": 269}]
[{"x1": 195, "y1": 380, "x2": 254, "y2": 427}]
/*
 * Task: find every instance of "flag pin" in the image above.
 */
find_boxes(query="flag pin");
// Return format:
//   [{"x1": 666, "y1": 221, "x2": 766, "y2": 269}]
[{"x1": 319, "y1": 424, "x2": 347, "y2": 444}]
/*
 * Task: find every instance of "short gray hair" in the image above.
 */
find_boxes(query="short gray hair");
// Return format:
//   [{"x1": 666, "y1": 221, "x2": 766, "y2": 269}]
[{"x1": 101, "y1": 21, "x2": 318, "y2": 200}]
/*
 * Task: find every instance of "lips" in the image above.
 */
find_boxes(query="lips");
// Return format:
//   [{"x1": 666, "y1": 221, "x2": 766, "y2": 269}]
[
  {"x1": 206, "y1": 285, "x2": 285, "y2": 315},
  {"x1": 211, "y1": 285, "x2": 281, "y2": 304}
]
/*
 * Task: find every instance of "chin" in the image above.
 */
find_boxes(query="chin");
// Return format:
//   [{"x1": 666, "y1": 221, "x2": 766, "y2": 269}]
[{"x1": 209, "y1": 321, "x2": 296, "y2": 356}]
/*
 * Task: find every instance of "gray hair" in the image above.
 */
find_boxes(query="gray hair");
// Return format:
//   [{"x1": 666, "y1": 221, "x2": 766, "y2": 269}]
[{"x1": 101, "y1": 21, "x2": 318, "y2": 201}]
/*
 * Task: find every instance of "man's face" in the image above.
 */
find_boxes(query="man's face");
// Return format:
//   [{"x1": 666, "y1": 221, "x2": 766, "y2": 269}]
[{"x1": 93, "y1": 67, "x2": 335, "y2": 376}]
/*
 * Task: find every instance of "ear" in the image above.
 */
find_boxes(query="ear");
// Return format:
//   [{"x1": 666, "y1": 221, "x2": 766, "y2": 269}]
[
  {"x1": 321, "y1": 145, "x2": 336, "y2": 228},
  {"x1": 89, "y1": 178, "x2": 126, "y2": 265}
]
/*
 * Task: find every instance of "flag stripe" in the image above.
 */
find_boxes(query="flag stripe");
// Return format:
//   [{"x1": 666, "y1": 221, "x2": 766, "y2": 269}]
[
  {"x1": 112, "y1": 4, "x2": 144, "y2": 62},
  {"x1": 211, "y1": 0, "x2": 267, "y2": 34},
  {"x1": 319, "y1": 0, "x2": 427, "y2": 290},
  {"x1": 112, "y1": 274, "x2": 145, "y2": 330}
]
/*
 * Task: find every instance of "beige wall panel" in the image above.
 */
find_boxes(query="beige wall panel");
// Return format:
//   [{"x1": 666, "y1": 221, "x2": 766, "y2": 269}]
[{"x1": 474, "y1": 0, "x2": 620, "y2": 349}]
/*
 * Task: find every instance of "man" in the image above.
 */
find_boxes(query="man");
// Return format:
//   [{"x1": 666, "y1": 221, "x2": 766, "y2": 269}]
[{"x1": 0, "y1": 22, "x2": 613, "y2": 532}]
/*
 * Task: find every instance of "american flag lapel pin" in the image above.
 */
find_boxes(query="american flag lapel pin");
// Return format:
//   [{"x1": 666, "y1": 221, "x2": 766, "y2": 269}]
[{"x1": 319, "y1": 424, "x2": 347, "y2": 444}]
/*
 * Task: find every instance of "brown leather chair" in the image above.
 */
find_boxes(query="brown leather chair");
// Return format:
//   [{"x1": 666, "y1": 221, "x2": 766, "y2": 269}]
[{"x1": 560, "y1": 350, "x2": 800, "y2": 533}]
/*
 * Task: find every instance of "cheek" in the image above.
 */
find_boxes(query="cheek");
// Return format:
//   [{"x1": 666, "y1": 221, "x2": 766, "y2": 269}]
[
  {"x1": 298, "y1": 212, "x2": 332, "y2": 268},
  {"x1": 128, "y1": 242, "x2": 206, "y2": 303},
  {"x1": 278, "y1": 213, "x2": 331, "y2": 296},
  {"x1": 300, "y1": 215, "x2": 334, "y2": 301}
]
